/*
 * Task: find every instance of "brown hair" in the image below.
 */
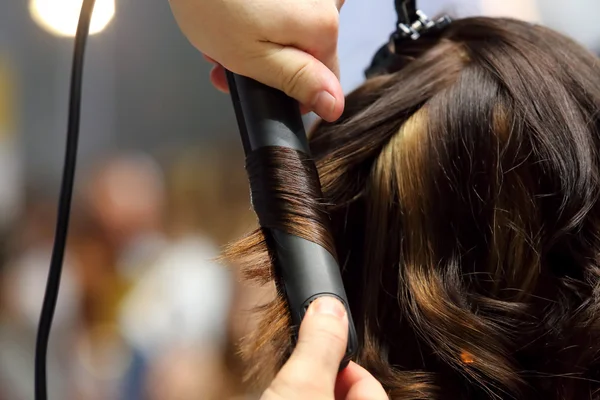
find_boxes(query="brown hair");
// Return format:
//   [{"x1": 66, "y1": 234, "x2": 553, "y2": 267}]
[{"x1": 224, "y1": 17, "x2": 600, "y2": 399}]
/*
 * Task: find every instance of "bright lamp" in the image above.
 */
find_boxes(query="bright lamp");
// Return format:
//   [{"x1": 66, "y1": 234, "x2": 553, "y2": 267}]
[{"x1": 30, "y1": 0, "x2": 115, "y2": 37}]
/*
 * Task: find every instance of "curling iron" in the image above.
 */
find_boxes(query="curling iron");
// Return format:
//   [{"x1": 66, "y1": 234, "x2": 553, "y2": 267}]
[
  {"x1": 35, "y1": 0, "x2": 444, "y2": 398},
  {"x1": 225, "y1": 73, "x2": 358, "y2": 366}
]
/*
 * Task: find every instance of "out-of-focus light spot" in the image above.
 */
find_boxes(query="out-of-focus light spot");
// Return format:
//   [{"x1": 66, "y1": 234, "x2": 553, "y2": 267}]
[{"x1": 30, "y1": 0, "x2": 115, "y2": 37}]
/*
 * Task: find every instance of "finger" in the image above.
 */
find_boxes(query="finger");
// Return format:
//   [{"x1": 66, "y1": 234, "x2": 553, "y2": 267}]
[
  {"x1": 335, "y1": 362, "x2": 388, "y2": 400},
  {"x1": 292, "y1": 296, "x2": 348, "y2": 380},
  {"x1": 309, "y1": 42, "x2": 340, "y2": 81},
  {"x1": 203, "y1": 54, "x2": 218, "y2": 64},
  {"x1": 307, "y1": 4, "x2": 340, "y2": 79},
  {"x1": 275, "y1": 4, "x2": 341, "y2": 80},
  {"x1": 209, "y1": 65, "x2": 229, "y2": 93},
  {"x1": 245, "y1": 44, "x2": 344, "y2": 122},
  {"x1": 268, "y1": 297, "x2": 348, "y2": 397},
  {"x1": 328, "y1": 54, "x2": 340, "y2": 83},
  {"x1": 299, "y1": 104, "x2": 311, "y2": 115}
]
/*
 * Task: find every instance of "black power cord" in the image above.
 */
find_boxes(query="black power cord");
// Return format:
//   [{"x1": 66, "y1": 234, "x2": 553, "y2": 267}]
[{"x1": 34, "y1": 1, "x2": 96, "y2": 399}]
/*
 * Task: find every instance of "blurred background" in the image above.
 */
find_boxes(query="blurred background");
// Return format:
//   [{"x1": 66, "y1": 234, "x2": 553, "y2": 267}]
[{"x1": 0, "y1": 0, "x2": 598, "y2": 399}]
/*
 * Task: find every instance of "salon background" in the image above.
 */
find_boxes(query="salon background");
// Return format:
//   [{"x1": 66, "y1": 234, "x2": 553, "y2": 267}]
[{"x1": 0, "y1": 0, "x2": 598, "y2": 399}]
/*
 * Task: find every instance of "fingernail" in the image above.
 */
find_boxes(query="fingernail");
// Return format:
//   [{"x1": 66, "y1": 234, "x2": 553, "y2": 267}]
[
  {"x1": 312, "y1": 91, "x2": 337, "y2": 120},
  {"x1": 308, "y1": 296, "x2": 347, "y2": 319}
]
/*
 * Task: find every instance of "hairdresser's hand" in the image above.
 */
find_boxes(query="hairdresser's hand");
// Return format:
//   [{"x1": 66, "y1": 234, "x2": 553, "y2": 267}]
[
  {"x1": 169, "y1": 0, "x2": 345, "y2": 122},
  {"x1": 262, "y1": 297, "x2": 388, "y2": 400}
]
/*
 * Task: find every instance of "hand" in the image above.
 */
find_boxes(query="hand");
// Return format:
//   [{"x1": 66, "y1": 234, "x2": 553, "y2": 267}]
[
  {"x1": 169, "y1": 0, "x2": 345, "y2": 122},
  {"x1": 261, "y1": 297, "x2": 388, "y2": 400}
]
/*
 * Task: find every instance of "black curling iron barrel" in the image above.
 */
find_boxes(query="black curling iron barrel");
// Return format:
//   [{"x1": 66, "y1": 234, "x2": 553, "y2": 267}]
[{"x1": 226, "y1": 71, "x2": 358, "y2": 366}]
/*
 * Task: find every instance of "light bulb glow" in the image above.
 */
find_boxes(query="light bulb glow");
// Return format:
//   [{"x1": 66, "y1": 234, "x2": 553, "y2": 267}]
[{"x1": 30, "y1": 0, "x2": 115, "y2": 37}]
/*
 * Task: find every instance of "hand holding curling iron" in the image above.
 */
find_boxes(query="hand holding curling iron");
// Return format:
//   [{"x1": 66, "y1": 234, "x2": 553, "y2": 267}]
[
  {"x1": 169, "y1": 0, "x2": 346, "y2": 122},
  {"x1": 261, "y1": 297, "x2": 387, "y2": 400}
]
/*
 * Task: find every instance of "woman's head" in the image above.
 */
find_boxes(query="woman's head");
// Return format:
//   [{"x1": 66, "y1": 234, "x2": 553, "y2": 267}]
[{"x1": 226, "y1": 17, "x2": 600, "y2": 399}]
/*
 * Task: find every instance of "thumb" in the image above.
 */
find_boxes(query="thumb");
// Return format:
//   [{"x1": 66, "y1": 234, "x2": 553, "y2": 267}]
[
  {"x1": 244, "y1": 44, "x2": 345, "y2": 122},
  {"x1": 264, "y1": 296, "x2": 348, "y2": 399}
]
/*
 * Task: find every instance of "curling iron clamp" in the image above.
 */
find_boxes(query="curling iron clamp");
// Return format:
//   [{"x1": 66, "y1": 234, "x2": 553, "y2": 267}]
[{"x1": 366, "y1": 0, "x2": 452, "y2": 78}]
